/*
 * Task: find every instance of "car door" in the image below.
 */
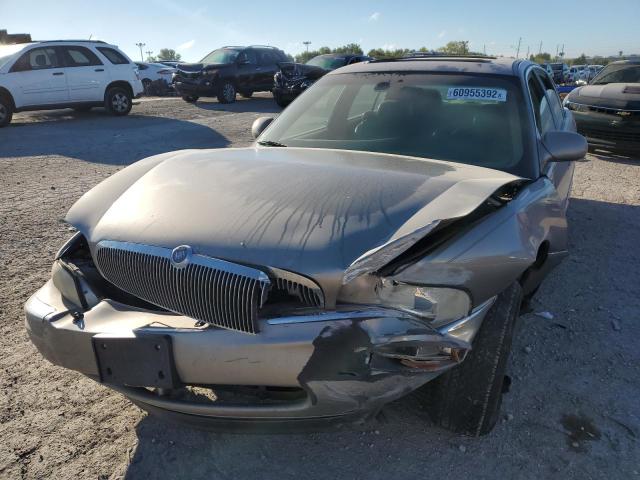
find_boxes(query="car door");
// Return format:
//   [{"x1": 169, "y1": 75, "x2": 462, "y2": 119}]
[
  {"x1": 255, "y1": 50, "x2": 279, "y2": 90},
  {"x1": 61, "y1": 46, "x2": 105, "y2": 102},
  {"x1": 529, "y1": 68, "x2": 575, "y2": 210},
  {"x1": 235, "y1": 49, "x2": 258, "y2": 93},
  {"x1": 8, "y1": 46, "x2": 68, "y2": 107}
]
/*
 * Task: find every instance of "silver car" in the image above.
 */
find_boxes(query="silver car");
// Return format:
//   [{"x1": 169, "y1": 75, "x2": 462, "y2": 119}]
[{"x1": 25, "y1": 55, "x2": 586, "y2": 435}]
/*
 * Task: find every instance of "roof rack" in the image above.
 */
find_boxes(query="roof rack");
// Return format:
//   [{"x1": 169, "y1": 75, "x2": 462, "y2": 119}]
[
  {"x1": 34, "y1": 39, "x2": 107, "y2": 44},
  {"x1": 371, "y1": 53, "x2": 497, "y2": 63},
  {"x1": 248, "y1": 45, "x2": 280, "y2": 49}
]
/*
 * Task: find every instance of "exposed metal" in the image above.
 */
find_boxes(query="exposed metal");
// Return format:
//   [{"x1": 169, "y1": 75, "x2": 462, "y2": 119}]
[{"x1": 95, "y1": 240, "x2": 270, "y2": 333}]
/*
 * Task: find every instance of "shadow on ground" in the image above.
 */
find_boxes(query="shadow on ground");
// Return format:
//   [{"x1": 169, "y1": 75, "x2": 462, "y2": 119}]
[
  {"x1": 123, "y1": 197, "x2": 640, "y2": 479},
  {"x1": 0, "y1": 111, "x2": 230, "y2": 165},
  {"x1": 194, "y1": 95, "x2": 282, "y2": 114}
]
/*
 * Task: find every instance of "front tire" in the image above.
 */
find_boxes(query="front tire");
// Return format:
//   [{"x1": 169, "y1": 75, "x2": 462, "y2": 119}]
[
  {"x1": 421, "y1": 282, "x2": 523, "y2": 436},
  {"x1": 217, "y1": 81, "x2": 236, "y2": 104},
  {"x1": 105, "y1": 87, "x2": 132, "y2": 116},
  {"x1": 273, "y1": 92, "x2": 290, "y2": 108},
  {"x1": 182, "y1": 95, "x2": 199, "y2": 103},
  {"x1": 0, "y1": 95, "x2": 14, "y2": 127}
]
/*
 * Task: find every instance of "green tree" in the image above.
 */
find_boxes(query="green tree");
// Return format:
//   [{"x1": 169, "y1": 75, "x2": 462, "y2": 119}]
[
  {"x1": 157, "y1": 48, "x2": 181, "y2": 61},
  {"x1": 530, "y1": 52, "x2": 551, "y2": 64},
  {"x1": 294, "y1": 44, "x2": 363, "y2": 63},
  {"x1": 438, "y1": 41, "x2": 470, "y2": 55}
]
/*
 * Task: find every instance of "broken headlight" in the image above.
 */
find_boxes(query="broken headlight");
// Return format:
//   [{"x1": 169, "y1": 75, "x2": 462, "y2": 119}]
[{"x1": 377, "y1": 279, "x2": 471, "y2": 327}]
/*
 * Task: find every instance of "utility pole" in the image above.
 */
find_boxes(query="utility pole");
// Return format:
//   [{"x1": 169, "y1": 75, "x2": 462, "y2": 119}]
[
  {"x1": 303, "y1": 41, "x2": 311, "y2": 53},
  {"x1": 555, "y1": 44, "x2": 559, "y2": 60},
  {"x1": 145, "y1": 50, "x2": 153, "y2": 61},
  {"x1": 526, "y1": 45, "x2": 530, "y2": 59},
  {"x1": 483, "y1": 44, "x2": 486, "y2": 55},
  {"x1": 515, "y1": 37, "x2": 521, "y2": 59},
  {"x1": 538, "y1": 41, "x2": 543, "y2": 54},
  {"x1": 560, "y1": 43, "x2": 565, "y2": 59},
  {"x1": 135, "y1": 42, "x2": 145, "y2": 62}
]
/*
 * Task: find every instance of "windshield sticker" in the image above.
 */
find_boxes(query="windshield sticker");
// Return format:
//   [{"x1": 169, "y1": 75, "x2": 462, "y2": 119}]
[{"x1": 446, "y1": 87, "x2": 507, "y2": 102}]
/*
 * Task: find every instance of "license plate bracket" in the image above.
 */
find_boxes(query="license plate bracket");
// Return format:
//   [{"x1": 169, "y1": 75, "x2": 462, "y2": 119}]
[{"x1": 92, "y1": 334, "x2": 179, "y2": 389}]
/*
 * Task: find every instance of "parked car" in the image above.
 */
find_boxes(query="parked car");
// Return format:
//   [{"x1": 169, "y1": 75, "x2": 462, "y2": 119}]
[
  {"x1": 26, "y1": 55, "x2": 586, "y2": 436},
  {"x1": 173, "y1": 45, "x2": 289, "y2": 103},
  {"x1": 567, "y1": 64, "x2": 587, "y2": 83},
  {"x1": 580, "y1": 64, "x2": 604, "y2": 82},
  {"x1": 273, "y1": 53, "x2": 372, "y2": 107},
  {"x1": 135, "y1": 62, "x2": 176, "y2": 95},
  {"x1": 564, "y1": 59, "x2": 640, "y2": 154},
  {"x1": 0, "y1": 40, "x2": 143, "y2": 127},
  {"x1": 157, "y1": 60, "x2": 184, "y2": 68},
  {"x1": 544, "y1": 62, "x2": 569, "y2": 84}
]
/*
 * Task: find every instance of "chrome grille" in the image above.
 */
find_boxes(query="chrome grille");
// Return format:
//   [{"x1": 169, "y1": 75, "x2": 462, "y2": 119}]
[
  {"x1": 94, "y1": 241, "x2": 270, "y2": 334},
  {"x1": 274, "y1": 277, "x2": 323, "y2": 308}
]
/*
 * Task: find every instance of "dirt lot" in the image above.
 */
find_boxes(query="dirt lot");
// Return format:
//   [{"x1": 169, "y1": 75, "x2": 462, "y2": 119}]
[{"x1": 0, "y1": 94, "x2": 638, "y2": 479}]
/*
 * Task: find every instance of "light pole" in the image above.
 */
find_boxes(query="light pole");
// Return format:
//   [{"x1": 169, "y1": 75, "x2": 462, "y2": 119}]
[
  {"x1": 303, "y1": 41, "x2": 311, "y2": 53},
  {"x1": 135, "y1": 42, "x2": 145, "y2": 62}
]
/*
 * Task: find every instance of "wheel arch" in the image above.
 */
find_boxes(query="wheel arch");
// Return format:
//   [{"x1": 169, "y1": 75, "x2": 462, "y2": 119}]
[
  {"x1": 104, "y1": 81, "x2": 133, "y2": 99},
  {"x1": 0, "y1": 87, "x2": 16, "y2": 110}
]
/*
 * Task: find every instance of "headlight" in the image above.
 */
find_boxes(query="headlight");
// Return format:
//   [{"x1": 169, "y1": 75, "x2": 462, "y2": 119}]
[
  {"x1": 564, "y1": 100, "x2": 589, "y2": 113},
  {"x1": 377, "y1": 279, "x2": 471, "y2": 327}
]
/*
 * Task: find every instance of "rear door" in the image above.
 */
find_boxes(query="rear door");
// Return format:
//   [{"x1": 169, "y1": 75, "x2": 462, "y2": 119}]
[
  {"x1": 9, "y1": 46, "x2": 68, "y2": 107},
  {"x1": 235, "y1": 49, "x2": 258, "y2": 93},
  {"x1": 61, "y1": 45, "x2": 105, "y2": 101},
  {"x1": 255, "y1": 49, "x2": 279, "y2": 90},
  {"x1": 95, "y1": 46, "x2": 135, "y2": 84}
]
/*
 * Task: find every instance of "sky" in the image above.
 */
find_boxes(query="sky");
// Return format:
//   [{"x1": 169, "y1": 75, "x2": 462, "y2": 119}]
[{"x1": 1, "y1": 0, "x2": 638, "y2": 62}]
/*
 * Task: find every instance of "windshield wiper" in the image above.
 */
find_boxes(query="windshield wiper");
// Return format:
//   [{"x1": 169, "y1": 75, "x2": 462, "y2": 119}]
[{"x1": 257, "y1": 140, "x2": 288, "y2": 147}]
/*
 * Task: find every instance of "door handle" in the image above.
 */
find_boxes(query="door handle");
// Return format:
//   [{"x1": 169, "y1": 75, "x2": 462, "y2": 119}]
[
  {"x1": 52, "y1": 72, "x2": 64, "y2": 76},
  {"x1": 95, "y1": 68, "x2": 104, "y2": 72}
]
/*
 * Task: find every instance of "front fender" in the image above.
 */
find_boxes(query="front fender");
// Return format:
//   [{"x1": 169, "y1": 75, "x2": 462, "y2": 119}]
[{"x1": 393, "y1": 177, "x2": 568, "y2": 305}]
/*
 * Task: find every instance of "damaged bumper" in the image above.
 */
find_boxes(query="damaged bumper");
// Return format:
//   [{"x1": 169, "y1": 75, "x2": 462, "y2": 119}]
[{"x1": 25, "y1": 280, "x2": 494, "y2": 430}]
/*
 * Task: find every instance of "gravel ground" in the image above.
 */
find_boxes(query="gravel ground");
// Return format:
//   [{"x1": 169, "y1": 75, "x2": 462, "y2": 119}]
[{"x1": 0, "y1": 94, "x2": 638, "y2": 480}]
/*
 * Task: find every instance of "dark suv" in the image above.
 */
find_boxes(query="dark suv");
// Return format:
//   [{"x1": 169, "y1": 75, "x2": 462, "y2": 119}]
[{"x1": 173, "y1": 46, "x2": 289, "y2": 104}]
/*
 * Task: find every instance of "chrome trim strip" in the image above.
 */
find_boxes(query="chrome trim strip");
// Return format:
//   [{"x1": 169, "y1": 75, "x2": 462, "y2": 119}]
[
  {"x1": 266, "y1": 308, "x2": 405, "y2": 325},
  {"x1": 96, "y1": 241, "x2": 270, "y2": 283}
]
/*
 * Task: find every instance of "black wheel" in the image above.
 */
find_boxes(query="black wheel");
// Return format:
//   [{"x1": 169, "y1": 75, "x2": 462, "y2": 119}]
[
  {"x1": 239, "y1": 91, "x2": 253, "y2": 98},
  {"x1": 182, "y1": 95, "x2": 199, "y2": 103},
  {"x1": 420, "y1": 282, "x2": 523, "y2": 436},
  {"x1": 105, "y1": 87, "x2": 132, "y2": 116},
  {"x1": 142, "y1": 78, "x2": 152, "y2": 95},
  {"x1": 217, "y1": 81, "x2": 236, "y2": 104},
  {"x1": 273, "y1": 92, "x2": 290, "y2": 108},
  {"x1": 0, "y1": 95, "x2": 14, "y2": 127}
]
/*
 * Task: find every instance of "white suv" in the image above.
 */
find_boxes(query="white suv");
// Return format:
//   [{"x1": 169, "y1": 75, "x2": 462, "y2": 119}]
[{"x1": 0, "y1": 40, "x2": 143, "y2": 127}]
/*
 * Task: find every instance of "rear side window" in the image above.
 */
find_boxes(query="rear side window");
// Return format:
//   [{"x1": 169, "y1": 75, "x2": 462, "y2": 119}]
[
  {"x1": 258, "y1": 50, "x2": 277, "y2": 65},
  {"x1": 237, "y1": 50, "x2": 257, "y2": 65},
  {"x1": 97, "y1": 47, "x2": 129, "y2": 65},
  {"x1": 63, "y1": 46, "x2": 102, "y2": 67},
  {"x1": 10, "y1": 47, "x2": 61, "y2": 72}
]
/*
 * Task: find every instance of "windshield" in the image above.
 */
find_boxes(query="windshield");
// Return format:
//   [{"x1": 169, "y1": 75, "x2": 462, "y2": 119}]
[
  {"x1": 200, "y1": 48, "x2": 240, "y2": 65},
  {"x1": 591, "y1": 64, "x2": 640, "y2": 85},
  {"x1": 550, "y1": 64, "x2": 563, "y2": 71},
  {"x1": 260, "y1": 72, "x2": 531, "y2": 177},
  {"x1": 0, "y1": 43, "x2": 27, "y2": 69},
  {"x1": 306, "y1": 55, "x2": 349, "y2": 70}
]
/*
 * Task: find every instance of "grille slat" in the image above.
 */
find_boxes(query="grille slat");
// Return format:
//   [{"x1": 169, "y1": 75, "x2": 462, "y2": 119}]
[{"x1": 94, "y1": 241, "x2": 271, "y2": 334}]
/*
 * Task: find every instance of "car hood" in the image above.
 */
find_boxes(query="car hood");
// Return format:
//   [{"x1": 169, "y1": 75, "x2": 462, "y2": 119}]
[
  {"x1": 569, "y1": 83, "x2": 640, "y2": 110},
  {"x1": 278, "y1": 62, "x2": 328, "y2": 80},
  {"x1": 67, "y1": 148, "x2": 520, "y2": 302}
]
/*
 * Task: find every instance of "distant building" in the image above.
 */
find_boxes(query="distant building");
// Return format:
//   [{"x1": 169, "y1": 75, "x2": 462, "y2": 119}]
[{"x1": 0, "y1": 30, "x2": 32, "y2": 45}]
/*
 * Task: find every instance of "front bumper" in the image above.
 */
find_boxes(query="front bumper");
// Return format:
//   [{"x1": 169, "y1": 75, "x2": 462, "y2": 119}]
[
  {"x1": 25, "y1": 280, "x2": 494, "y2": 430},
  {"x1": 173, "y1": 77, "x2": 218, "y2": 97},
  {"x1": 573, "y1": 110, "x2": 640, "y2": 153}
]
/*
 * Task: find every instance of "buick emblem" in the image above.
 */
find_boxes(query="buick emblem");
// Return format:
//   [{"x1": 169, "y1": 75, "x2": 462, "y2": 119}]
[{"x1": 171, "y1": 245, "x2": 192, "y2": 268}]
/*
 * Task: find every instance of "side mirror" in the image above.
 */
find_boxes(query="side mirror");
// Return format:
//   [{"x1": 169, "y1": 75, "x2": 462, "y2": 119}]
[
  {"x1": 252, "y1": 116, "x2": 274, "y2": 139},
  {"x1": 542, "y1": 131, "x2": 588, "y2": 162}
]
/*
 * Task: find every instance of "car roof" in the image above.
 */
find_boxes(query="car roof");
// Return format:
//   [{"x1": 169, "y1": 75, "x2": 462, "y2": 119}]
[
  {"x1": 608, "y1": 59, "x2": 640, "y2": 65},
  {"x1": 330, "y1": 56, "x2": 525, "y2": 77}
]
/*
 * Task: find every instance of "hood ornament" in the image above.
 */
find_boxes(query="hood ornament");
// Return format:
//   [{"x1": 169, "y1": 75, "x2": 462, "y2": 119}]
[{"x1": 171, "y1": 245, "x2": 193, "y2": 269}]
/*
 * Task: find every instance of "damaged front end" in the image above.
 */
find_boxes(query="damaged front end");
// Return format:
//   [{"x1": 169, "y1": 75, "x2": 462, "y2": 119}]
[{"x1": 273, "y1": 63, "x2": 327, "y2": 105}]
